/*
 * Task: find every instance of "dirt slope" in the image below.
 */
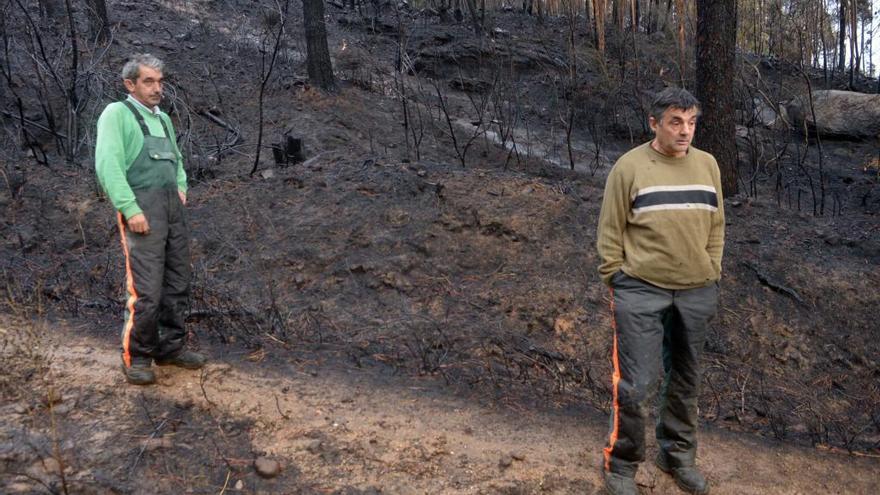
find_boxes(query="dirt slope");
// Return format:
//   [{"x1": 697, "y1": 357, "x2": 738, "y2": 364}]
[
  {"x1": 2, "y1": 322, "x2": 878, "y2": 494},
  {"x1": 2, "y1": 1, "x2": 880, "y2": 493}
]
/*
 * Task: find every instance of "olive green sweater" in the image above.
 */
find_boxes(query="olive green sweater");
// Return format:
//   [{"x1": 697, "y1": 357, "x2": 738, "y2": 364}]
[
  {"x1": 597, "y1": 142, "x2": 725, "y2": 289},
  {"x1": 94, "y1": 96, "x2": 186, "y2": 219}
]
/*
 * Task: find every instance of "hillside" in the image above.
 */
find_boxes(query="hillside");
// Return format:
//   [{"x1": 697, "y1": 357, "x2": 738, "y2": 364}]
[{"x1": 1, "y1": 1, "x2": 879, "y2": 493}]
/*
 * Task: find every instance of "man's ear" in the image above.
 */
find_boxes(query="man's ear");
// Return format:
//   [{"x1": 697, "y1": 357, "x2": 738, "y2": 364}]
[
  {"x1": 123, "y1": 78, "x2": 136, "y2": 92},
  {"x1": 648, "y1": 116, "x2": 658, "y2": 132}
]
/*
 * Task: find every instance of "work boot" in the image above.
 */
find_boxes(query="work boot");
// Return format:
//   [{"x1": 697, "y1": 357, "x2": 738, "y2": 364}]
[
  {"x1": 155, "y1": 350, "x2": 207, "y2": 369},
  {"x1": 604, "y1": 471, "x2": 638, "y2": 495},
  {"x1": 122, "y1": 356, "x2": 156, "y2": 385},
  {"x1": 655, "y1": 453, "x2": 710, "y2": 495}
]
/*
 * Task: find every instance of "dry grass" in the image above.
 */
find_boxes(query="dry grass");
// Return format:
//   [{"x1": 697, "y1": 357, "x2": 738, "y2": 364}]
[{"x1": 0, "y1": 311, "x2": 50, "y2": 403}]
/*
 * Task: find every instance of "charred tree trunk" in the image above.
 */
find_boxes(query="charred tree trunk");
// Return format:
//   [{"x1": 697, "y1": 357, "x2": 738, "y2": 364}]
[
  {"x1": 85, "y1": 0, "x2": 110, "y2": 42},
  {"x1": 695, "y1": 0, "x2": 738, "y2": 195},
  {"x1": 820, "y1": 0, "x2": 829, "y2": 86},
  {"x1": 662, "y1": 0, "x2": 673, "y2": 33},
  {"x1": 252, "y1": 0, "x2": 289, "y2": 176},
  {"x1": 838, "y1": 0, "x2": 846, "y2": 73},
  {"x1": 631, "y1": 0, "x2": 638, "y2": 31},
  {"x1": 769, "y1": 0, "x2": 782, "y2": 58},
  {"x1": 303, "y1": 0, "x2": 336, "y2": 91},
  {"x1": 585, "y1": 0, "x2": 594, "y2": 35},
  {"x1": 464, "y1": 0, "x2": 482, "y2": 35},
  {"x1": 593, "y1": 0, "x2": 606, "y2": 57},
  {"x1": 675, "y1": 0, "x2": 686, "y2": 85},
  {"x1": 612, "y1": 0, "x2": 623, "y2": 31},
  {"x1": 859, "y1": 8, "x2": 866, "y2": 73},
  {"x1": 849, "y1": 0, "x2": 858, "y2": 86}
]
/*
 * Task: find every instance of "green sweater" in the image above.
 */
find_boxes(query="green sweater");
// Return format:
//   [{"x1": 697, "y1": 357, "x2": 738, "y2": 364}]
[
  {"x1": 596, "y1": 142, "x2": 725, "y2": 290},
  {"x1": 95, "y1": 97, "x2": 186, "y2": 219}
]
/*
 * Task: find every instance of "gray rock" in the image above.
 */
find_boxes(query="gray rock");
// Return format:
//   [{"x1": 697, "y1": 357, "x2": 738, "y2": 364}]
[
  {"x1": 751, "y1": 97, "x2": 789, "y2": 129},
  {"x1": 254, "y1": 456, "x2": 281, "y2": 478},
  {"x1": 787, "y1": 90, "x2": 880, "y2": 139}
]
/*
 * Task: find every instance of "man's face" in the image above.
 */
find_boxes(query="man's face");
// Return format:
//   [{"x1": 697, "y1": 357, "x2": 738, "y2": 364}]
[
  {"x1": 649, "y1": 106, "x2": 699, "y2": 158},
  {"x1": 124, "y1": 65, "x2": 163, "y2": 108}
]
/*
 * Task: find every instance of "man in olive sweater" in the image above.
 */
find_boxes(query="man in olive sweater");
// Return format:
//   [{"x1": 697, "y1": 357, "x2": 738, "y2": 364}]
[
  {"x1": 96, "y1": 54, "x2": 206, "y2": 385},
  {"x1": 597, "y1": 88, "x2": 724, "y2": 495}
]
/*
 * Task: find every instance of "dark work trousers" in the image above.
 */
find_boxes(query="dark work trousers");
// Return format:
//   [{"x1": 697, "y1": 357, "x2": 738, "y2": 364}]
[
  {"x1": 116, "y1": 101, "x2": 191, "y2": 368},
  {"x1": 602, "y1": 271, "x2": 718, "y2": 477}
]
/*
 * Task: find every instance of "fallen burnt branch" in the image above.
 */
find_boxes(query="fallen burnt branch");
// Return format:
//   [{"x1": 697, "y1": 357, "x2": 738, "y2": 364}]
[
  {"x1": 187, "y1": 308, "x2": 257, "y2": 319},
  {"x1": 742, "y1": 261, "x2": 805, "y2": 305},
  {"x1": 196, "y1": 108, "x2": 243, "y2": 154},
  {"x1": 513, "y1": 337, "x2": 564, "y2": 361},
  {"x1": 0, "y1": 110, "x2": 68, "y2": 139}
]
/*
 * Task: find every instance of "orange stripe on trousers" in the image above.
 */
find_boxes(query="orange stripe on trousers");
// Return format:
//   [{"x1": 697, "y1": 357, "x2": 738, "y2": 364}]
[
  {"x1": 603, "y1": 287, "x2": 621, "y2": 472},
  {"x1": 116, "y1": 213, "x2": 138, "y2": 368}
]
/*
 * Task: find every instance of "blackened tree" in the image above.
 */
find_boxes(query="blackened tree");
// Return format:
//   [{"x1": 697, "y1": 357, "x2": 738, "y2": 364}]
[
  {"x1": 695, "y1": 0, "x2": 738, "y2": 196},
  {"x1": 303, "y1": 0, "x2": 336, "y2": 91},
  {"x1": 85, "y1": 0, "x2": 110, "y2": 42}
]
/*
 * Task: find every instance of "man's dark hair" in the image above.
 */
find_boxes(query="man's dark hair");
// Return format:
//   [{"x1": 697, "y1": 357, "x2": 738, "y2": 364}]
[{"x1": 649, "y1": 87, "x2": 701, "y2": 122}]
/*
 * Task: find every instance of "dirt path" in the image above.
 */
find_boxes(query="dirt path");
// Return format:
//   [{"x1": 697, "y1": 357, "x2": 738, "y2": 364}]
[{"x1": 2, "y1": 322, "x2": 877, "y2": 494}]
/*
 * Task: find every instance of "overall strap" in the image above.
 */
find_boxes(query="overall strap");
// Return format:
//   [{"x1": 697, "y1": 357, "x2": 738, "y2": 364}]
[
  {"x1": 121, "y1": 100, "x2": 170, "y2": 139},
  {"x1": 121, "y1": 100, "x2": 151, "y2": 136},
  {"x1": 156, "y1": 116, "x2": 172, "y2": 141}
]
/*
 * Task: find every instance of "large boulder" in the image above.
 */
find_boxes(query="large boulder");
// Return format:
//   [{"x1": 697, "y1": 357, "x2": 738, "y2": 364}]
[{"x1": 787, "y1": 90, "x2": 880, "y2": 139}]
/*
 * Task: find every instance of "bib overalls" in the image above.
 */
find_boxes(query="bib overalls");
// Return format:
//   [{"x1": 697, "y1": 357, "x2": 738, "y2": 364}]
[{"x1": 117, "y1": 100, "x2": 191, "y2": 368}]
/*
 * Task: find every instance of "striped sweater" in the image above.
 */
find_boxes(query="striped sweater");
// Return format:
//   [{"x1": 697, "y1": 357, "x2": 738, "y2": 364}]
[{"x1": 596, "y1": 142, "x2": 725, "y2": 289}]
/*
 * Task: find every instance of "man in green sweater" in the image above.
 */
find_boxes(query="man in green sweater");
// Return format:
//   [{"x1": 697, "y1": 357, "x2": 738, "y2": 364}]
[
  {"x1": 96, "y1": 54, "x2": 206, "y2": 385},
  {"x1": 597, "y1": 88, "x2": 724, "y2": 495}
]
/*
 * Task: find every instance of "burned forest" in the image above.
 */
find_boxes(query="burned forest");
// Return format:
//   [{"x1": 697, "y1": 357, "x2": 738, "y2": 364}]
[{"x1": 1, "y1": 0, "x2": 879, "y2": 493}]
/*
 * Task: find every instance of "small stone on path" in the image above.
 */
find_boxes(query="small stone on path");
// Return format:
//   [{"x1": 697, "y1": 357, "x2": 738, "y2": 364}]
[{"x1": 254, "y1": 456, "x2": 281, "y2": 478}]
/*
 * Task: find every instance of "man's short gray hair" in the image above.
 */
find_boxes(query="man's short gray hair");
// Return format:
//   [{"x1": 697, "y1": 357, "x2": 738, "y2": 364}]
[
  {"x1": 121, "y1": 54, "x2": 164, "y2": 81},
  {"x1": 649, "y1": 87, "x2": 701, "y2": 122}
]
